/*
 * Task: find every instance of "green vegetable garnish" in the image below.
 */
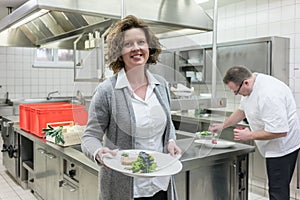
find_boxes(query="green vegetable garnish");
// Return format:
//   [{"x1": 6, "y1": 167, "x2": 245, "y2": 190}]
[
  {"x1": 43, "y1": 125, "x2": 65, "y2": 144},
  {"x1": 121, "y1": 153, "x2": 129, "y2": 157},
  {"x1": 126, "y1": 151, "x2": 157, "y2": 173},
  {"x1": 200, "y1": 131, "x2": 212, "y2": 136}
]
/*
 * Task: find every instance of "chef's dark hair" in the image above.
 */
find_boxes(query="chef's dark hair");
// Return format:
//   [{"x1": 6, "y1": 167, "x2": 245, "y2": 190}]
[
  {"x1": 106, "y1": 15, "x2": 162, "y2": 73},
  {"x1": 223, "y1": 65, "x2": 252, "y2": 84}
]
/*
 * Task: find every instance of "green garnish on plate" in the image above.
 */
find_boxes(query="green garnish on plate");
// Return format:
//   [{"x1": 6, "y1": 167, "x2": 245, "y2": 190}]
[{"x1": 199, "y1": 130, "x2": 212, "y2": 136}]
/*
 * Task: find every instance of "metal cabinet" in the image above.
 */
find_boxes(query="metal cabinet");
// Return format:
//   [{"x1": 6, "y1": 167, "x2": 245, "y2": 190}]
[
  {"x1": 174, "y1": 155, "x2": 249, "y2": 200},
  {"x1": 175, "y1": 48, "x2": 205, "y2": 84},
  {"x1": 189, "y1": 160, "x2": 233, "y2": 200},
  {"x1": 34, "y1": 143, "x2": 61, "y2": 200},
  {"x1": 175, "y1": 155, "x2": 248, "y2": 200},
  {"x1": 60, "y1": 157, "x2": 98, "y2": 200},
  {"x1": 149, "y1": 50, "x2": 186, "y2": 85},
  {"x1": 204, "y1": 36, "x2": 289, "y2": 85},
  {"x1": 1, "y1": 119, "x2": 19, "y2": 179},
  {"x1": 174, "y1": 171, "x2": 187, "y2": 200},
  {"x1": 79, "y1": 167, "x2": 98, "y2": 200}
]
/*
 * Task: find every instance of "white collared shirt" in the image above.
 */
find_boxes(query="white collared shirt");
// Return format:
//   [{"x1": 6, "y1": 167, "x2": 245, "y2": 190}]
[
  {"x1": 239, "y1": 73, "x2": 300, "y2": 158},
  {"x1": 115, "y1": 68, "x2": 170, "y2": 198}
]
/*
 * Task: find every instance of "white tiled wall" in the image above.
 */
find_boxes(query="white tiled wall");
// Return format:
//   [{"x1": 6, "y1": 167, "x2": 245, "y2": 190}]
[
  {"x1": 0, "y1": 46, "x2": 97, "y2": 100},
  {"x1": 161, "y1": 0, "x2": 300, "y2": 116}
]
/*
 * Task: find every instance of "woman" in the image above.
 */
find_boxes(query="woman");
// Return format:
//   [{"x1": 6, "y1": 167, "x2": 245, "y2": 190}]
[{"x1": 81, "y1": 15, "x2": 181, "y2": 200}]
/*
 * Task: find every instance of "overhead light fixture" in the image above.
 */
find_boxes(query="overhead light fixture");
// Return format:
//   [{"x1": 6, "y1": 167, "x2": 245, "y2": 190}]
[
  {"x1": 194, "y1": 0, "x2": 209, "y2": 4},
  {"x1": 11, "y1": 9, "x2": 49, "y2": 29}
]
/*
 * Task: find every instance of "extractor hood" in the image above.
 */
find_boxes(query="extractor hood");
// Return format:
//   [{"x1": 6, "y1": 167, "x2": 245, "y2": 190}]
[{"x1": 0, "y1": 0, "x2": 213, "y2": 49}]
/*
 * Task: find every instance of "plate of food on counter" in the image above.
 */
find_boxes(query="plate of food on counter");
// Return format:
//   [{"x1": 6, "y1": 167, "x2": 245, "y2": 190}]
[
  {"x1": 194, "y1": 131, "x2": 236, "y2": 148},
  {"x1": 194, "y1": 139, "x2": 236, "y2": 149},
  {"x1": 102, "y1": 149, "x2": 182, "y2": 178}
]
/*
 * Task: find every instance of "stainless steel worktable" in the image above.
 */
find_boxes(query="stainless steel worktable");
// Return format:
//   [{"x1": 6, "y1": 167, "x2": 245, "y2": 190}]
[
  {"x1": 14, "y1": 124, "x2": 254, "y2": 172},
  {"x1": 13, "y1": 122, "x2": 254, "y2": 200},
  {"x1": 177, "y1": 138, "x2": 255, "y2": 170}
]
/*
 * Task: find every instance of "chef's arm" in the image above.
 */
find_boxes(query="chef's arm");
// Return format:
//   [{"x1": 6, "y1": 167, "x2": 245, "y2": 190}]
[
  {"x1": 248, "y1": 130, "x2": 287, "y2": 140},
  {"x1": 209, "y1": 109, "x2": 245, "y2": 133},
  {"x1": 223, "y1": 109, "x2": 246, "y2": 129}
]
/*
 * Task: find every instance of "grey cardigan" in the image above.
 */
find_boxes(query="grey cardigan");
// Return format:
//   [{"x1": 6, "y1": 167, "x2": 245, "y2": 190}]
[{"x1": 81, "y1": 73, "x2": 178, "y2": 200}]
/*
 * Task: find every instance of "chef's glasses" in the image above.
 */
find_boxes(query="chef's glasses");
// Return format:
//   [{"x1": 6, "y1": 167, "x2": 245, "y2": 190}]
[{"x1": 234, "y1": 79, "x2": 245, "y2": 95}]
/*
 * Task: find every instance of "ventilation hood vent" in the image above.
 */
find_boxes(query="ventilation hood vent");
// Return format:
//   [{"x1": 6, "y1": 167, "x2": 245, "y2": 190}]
[{"x1": 0, "y1": 0, "x2": 213, "y2": 49}]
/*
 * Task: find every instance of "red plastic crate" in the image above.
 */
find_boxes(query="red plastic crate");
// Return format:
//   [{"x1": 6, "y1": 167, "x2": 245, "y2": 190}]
[
  {"x1": 30, "y1": 104, "x2": 88, "y2": 138},
  {"x1": 19, "y1": 102, "x2": 66, "y2": 132},
  {"x1": 28, "y1": 103, "x2": 72, "y2": 134}
]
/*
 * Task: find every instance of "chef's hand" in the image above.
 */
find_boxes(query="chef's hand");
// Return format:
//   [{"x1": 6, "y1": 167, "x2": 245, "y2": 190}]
[
  {"x1": 233, "y1": 127, "x2": 252, "y2": 141},
  {"x1": 209, "y1": 123, "x2": 224, "y2": 134},
  {"x1": 168, "y1": 140, "x2": 182, "y2": 157},
  {"x1": 96, "y1": 147, "x2": 118, "y2": 165}
]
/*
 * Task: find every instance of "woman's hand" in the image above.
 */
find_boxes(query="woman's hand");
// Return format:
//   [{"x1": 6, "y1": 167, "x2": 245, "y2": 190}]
[
  {"x1": 167, "y1": 140, "x2": 182, "y2": 157},
  {"x1": 96, "y1": 147, "x2": 118, "y2": 165}
]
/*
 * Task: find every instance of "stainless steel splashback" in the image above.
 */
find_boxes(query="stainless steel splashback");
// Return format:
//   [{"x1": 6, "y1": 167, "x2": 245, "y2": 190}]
[{"x1": 0, "y1": 0, "x2": 213, "y2": 49}]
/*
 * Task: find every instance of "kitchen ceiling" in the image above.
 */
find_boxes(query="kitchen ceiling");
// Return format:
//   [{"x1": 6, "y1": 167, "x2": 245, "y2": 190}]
[
  {"x1": 0, "y1": 0, "x2": 28, "y2": 14},
  {"x1": 0, "y1": 0, "x2": 243, "y2": 16},
  {"x1": 0, "y1": 0, "x2": 27, "y2": 8}
]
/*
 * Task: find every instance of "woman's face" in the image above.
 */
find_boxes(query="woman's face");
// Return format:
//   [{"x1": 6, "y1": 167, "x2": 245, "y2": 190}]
[{"x1": 121, "y1": 28, "x2": 149, "y2": 71}]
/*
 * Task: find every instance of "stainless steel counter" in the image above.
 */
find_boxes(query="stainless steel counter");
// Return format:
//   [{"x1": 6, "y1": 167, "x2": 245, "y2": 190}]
[
  {"x1": 12, "y1": 123, "x2": 254, "y2": 200},
  {"x1": 14, "y1": 125, "x2": 254, "y2": 172},
  {"x1": 177, "y1": 138, "x2": 254, "y2": 171}
]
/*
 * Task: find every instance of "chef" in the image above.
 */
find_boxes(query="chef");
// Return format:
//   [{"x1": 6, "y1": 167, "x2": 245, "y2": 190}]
[{"x1": 209, "y1": 65, "x2": 300, "y2": 200}]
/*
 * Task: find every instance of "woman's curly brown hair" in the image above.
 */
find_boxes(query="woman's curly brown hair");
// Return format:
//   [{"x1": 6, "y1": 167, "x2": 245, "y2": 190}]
[{"x1": 106, "y1": 15, "x2": 162, "y2": 73}]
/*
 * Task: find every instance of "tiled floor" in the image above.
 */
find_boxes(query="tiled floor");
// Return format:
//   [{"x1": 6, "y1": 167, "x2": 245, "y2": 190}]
[
  {"x1": 0, "y1": 137, "x2": 268, "y2": 200},
  {"x1": 0, "y1": 170, "x2": 37, "y2": 200}
]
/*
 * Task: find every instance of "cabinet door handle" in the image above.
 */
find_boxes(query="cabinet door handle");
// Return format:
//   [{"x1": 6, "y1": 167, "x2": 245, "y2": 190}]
[
  {"x1": 37, "y1": 148, "x2": 46, "y2": 154},
  {"x1": 62, "y1": 182, "x2": 77, "y2": 192},
  {"x1": 232, "y1": 162, "x2": 237, "y2": 200},
  {"x1": 45, "y1": 152, "x2": 56, "y2": 159}
]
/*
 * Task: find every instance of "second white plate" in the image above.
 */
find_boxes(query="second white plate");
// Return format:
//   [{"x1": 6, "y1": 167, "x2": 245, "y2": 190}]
[{"x1": 194, "y1": 139, "x2": 236, "y2": 148}]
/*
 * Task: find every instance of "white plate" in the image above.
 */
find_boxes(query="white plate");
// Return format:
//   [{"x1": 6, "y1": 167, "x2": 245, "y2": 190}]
[
  {"x1": 194, "y1": 139, "x2": 235, "y2": 148},
  {"x1": 103, "y1": 150, "x2": 182, "y2": 178}
]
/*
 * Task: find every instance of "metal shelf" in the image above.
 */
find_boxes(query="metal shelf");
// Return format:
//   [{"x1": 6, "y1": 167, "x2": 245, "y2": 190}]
[{"x1": 170, "y1": 97, "x2": 226, "y2": 111}]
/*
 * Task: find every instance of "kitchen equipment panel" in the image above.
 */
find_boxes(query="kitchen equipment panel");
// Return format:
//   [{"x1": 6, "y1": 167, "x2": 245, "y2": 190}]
[{"x1": 1, "y1": 116, "x2": 19, "y2": 179}]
